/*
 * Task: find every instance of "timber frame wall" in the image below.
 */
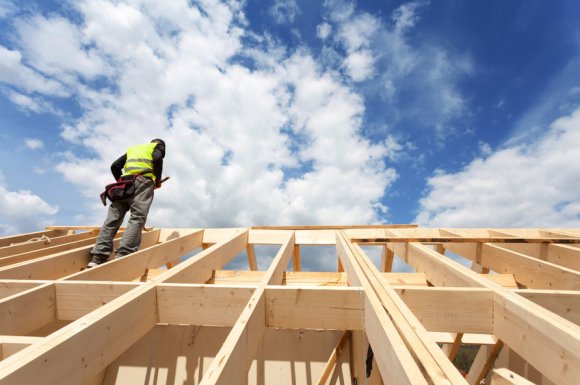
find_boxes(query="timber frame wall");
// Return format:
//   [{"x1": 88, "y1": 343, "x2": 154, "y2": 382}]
[{"x1": 0, "y1": 225, "x2": 578, "y2": 385}]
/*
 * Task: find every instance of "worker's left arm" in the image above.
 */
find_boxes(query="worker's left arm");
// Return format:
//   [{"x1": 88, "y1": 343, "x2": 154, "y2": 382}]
[{"x1": 152, "y1": 147, "x2": 164, "y2": 188}]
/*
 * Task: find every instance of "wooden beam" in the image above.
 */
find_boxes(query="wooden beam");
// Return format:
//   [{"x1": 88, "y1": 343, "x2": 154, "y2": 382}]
[
  {"x1": 266, "y1": 286, "x2": 363, "y2": 330},
  {"x1": 0, "y1": 280, "x2": 46, "y2": 299},
  {"x1": 0, "y1": 337, "x2": 43, "y2": 360},
  {"x1": 442, "y1": 333, "x2": 463, "y2": 361},
  {"x1": 63, "y1": 229, "x2": 198, "y2": 282},
  {"x1": 157, "y1": 284, "x2": 254, "y2": 325},
  {"x1": 0, "y1": 284, "x2": 56, "y2": 335},
  {"x1": 199, "y1": 233, "x2": 294, "y2": 385},
  {"x1": 466, "y1": 341, "x2": 504, "y2": 385},
  {"x1": 403, "y1": 241, "x2": 580, "y2": 385},
  {"x1": 0, "y1": 229, "x2": 66, "y2": 248},
  {"x1": 0, "y1": 230, "x2": 98, "y2": 259},
  {"x1": 55, "y1": 282, "x2": 138, "y2": 321},
  {"x1": 163, "y1": 230, "x2": 249, "y2": 284},
  {"x1": 292, "y1": 244, "x2": 301, "y2": 272},
  {"x1": 246, "y1": 244, "x2": 257, "y2": 271},
  {"x1": 0, "y1": 285, "x2": 158, "y2": 384},
  {"x1": 490, "y1": 368, "x2": 535, "y2": 385},
  {"x1": 482, "y1": 244, "x2": 580, "y2": 290},
  {"x1": 315, "y1": 331, "x2": 351, "y2": 385},
  {"x1": 379, "y1": 245, "x2": 394, "y2": 272},
  {"x1": 346, "y1": 238, "x2": 470, "y2": 384},
  {"x1": 0, "y1": 234, "x2": 102, "y2": 268},
  {"x1": 0, "y1": 230, "x2": 159, "y2": 281},
  {"x1": 337, "y1": 232, "x2": 437, "y2": 385}
]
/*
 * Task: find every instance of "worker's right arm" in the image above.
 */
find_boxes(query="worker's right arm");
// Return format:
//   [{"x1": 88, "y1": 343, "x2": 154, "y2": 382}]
[{"x1": 111, "y1": 154, "x2": 127, "y2": 180}]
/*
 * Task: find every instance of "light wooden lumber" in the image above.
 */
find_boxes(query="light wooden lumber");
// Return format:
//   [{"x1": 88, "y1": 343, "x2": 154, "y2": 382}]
[
  {"x1": 394, "y1": 239, "x2": 580, "y2": 385},
  {"x1": 490, "y1": 368, "x2": 536, "y2": 385},
  {"x1": 0, "y1": 230, "x2": 98, "y2": 259},
  {"x1": 337, "y1": 231, "x2": 450, "y2": 385},
  {"x1": 0, "y1": 225, "x2": 577, "y2": 385},
  {"x1": 315, "y1": 331, "x2": 351, "y2": 385},
  {"x1": 63, "y1": 229, "x2": 200, "y2": 282},
  {"x1": 0, "y1": 229, "x2": 66, "y2": 248},
  {"x1": 466, "y1": 340, "x2": 504, "y2": 385},
  {"x1": 199, "y1": 233, "x2": 294, "y2": 385},
  {"x1": 344, "y1": 234, "x2": 469, "y2": 385}
]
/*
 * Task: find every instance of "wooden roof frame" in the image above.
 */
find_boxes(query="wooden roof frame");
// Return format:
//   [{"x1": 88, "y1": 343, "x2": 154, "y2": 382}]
[{"x1": 0, "y1": 225, "x2": 577, "y2": 385}]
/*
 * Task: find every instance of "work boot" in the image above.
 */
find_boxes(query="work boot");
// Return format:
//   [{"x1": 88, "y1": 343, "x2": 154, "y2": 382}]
[{"x1": 87, "y1": 254, "x2": 109, "y2": 268}]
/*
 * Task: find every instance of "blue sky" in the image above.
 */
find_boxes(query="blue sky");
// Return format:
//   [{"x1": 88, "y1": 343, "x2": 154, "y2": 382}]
[{"x1": 1, "y1": 0, "x2": 580, "y2": 237}]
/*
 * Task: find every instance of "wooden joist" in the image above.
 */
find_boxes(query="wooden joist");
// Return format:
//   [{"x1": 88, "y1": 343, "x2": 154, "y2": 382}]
[{"x1": 0, "y1": 226, "x2": 576, "y2": 385}]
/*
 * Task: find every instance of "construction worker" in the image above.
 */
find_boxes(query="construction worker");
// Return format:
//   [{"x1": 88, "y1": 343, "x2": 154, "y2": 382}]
[{"x1": 87, "y1": 139, "x2": 166, "y2": 268}]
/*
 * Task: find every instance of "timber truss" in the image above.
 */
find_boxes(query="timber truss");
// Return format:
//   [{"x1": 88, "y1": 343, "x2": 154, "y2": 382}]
[{"x1": 0, "y1": 225, "x2": 578, "y2": 385}]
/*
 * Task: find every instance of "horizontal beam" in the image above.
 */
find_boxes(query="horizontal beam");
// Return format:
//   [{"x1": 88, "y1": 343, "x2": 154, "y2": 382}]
[
  {"x1": 0, "y1": 229, "x2": 66, "y2": 248},
  {"x1": 355, "y1": 237, "x2": 580, "y2": 244}
]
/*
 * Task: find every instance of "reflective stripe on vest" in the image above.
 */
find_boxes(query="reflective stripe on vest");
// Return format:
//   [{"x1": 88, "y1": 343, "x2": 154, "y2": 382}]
[{"x1": 122, "y1": 143, "x2": 157, "y2": 182}]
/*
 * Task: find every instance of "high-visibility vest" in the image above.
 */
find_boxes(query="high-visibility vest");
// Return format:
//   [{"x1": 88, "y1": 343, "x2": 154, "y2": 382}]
[{"x1": 122, "y1": 143, "x2": 157, "y2": 182}]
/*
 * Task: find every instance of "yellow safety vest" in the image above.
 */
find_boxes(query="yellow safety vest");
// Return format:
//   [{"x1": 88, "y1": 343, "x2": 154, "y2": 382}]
[{"x1": 122, "y1": 143, "x2": 157, "y2": 182}]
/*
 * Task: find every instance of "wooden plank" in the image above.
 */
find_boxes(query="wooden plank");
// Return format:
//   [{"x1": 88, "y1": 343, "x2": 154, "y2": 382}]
[
  {"x1": 55, "y1": 282, "x2": 138, "y2": 321},
  {"x1": 466, "y1": 341, "x2": 504, "y2": 385},
  {"x1": 315, "y1": 331, "x2": 350, "y2": 385},
  {"x1": 163, "y1": 230, "x2": 249, "y2": 284},
  {"x1": 0, "y1": 284, "x2": 56, "y2": 335},
  {"x1": 516, "y1": 289, "x2": 580, "y2": 325},
  {"x1": 63, "y1": 229, "x2": 198, "y2": 282},
  {"x1": 246, "y1": 244, "x2": 257, "y2": 271},
  {"x1": 430, "y1": 332, "x2": 496, "y2": 345},
  {"x1": 336, "y1": 232, "x2": 432, "y2": 385},
  {"x1": 0, "y1": 281, "x2": 46, "y2": 299},
  {"x1": 265, "y1": 286, "x2": 363, "y2": 330},
  {"x1": 393, "y1": 287, "x2": 493, "y2": 334},
  {"x1": 0, "y1": 235, "x2": 102, "y2": 268},
  {"x1": 379, "y1": 245, "x2": 394, "y2": 272},
  {"x1": 292, "y1": 244, "x2": 301, "y2": 272},
  {"x1": 396, "y1": 242, "x2": 488, "y2": 287},
  {"x1": 546, "y1": 244, "x2": 580, "y2": 271},
  {"x1": 493, "y1": 293, "x2": 580, "y2": 385},
  {"x1": 0, "y1": 285, "x2": 157, "y2": 384},
  {"x1": 490, "y1": 368, "x2": 535, "y2": 385},
  {"x1": 210, "y1": 270, "x2": 429, "y2": 287},
  {"x1": 248, "y1": 229, "x2": 294, "y2": 245},
  {"x1": 482, "y1": 244, "x2": 580, "y2": 290},
  {"x1": 443, "y1": 333, "x2": 463, "y2": 361},
  {"x1": 406, "y1": 241, "x2": 580, "y2": 385},
  {"x1": 0, "y1": 229, "x2": 65, "y2": 248},
  {"x1": 197, "y1": 233, "x2": 294, "y2": 385},
  {"x1": 0, "y1": 337, "x2": 43, "y2": 360},
  {"x1": 203, "y1": 228, "x2": 247, "y2": 244},
  {"x1": 157, "y1": 284, "x2": 254, "y2": 325},
  {"x1": 347, "y1": 239, "x2": 470, "y2": 385},
  {"x1": 0, "y1": 230, "x2": 98, "y2": 259},
  {"x1": 0, "y1": 230, "x2": 159, "y2": 281}
]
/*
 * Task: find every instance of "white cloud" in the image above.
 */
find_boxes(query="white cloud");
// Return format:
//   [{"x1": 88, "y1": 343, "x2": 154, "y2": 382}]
[
  {"x1": 0, "y1": 46, "x2": 67, "y2": 96},
  {"x1": 14, "y1": 15, "x2": 108, "y2": 80},
  {"x1": 24, "y1": 138, "x2": 44, "y2": 150},
  {"x1": 0, "y1": 171, "x2": 58, "y2": 236},
  {"x1": 270, "y1": 0, "x2": 301, "y2": 24},
  {"x1": 0, "y1": 0, "x2": 15, "y2": 19},
  {"x1": 416, "y1": 106, "x2": 580, "y2": 228},
  {"x1": 327, "y1": 3, "x2": 379, "y2": 82},
  {"x1": 323, "y1": 0, "x2": 470, "y2": 134},
  {"x1": 316, "y1": 22, "x2": 332, "y2": 40},
  {"x1": 8, "y1": 0, "x2": 396, "y2": 229}
]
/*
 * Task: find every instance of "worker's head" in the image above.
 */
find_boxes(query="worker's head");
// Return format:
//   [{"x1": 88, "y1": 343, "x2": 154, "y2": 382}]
[{"x1": 151, "y1": 138, "x2": 165, "y2": 157}]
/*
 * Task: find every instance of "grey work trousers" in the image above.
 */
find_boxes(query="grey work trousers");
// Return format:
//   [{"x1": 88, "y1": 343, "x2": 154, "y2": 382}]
[{"x1": 91, "y1": 176, "x2": 155, "y2": 258}]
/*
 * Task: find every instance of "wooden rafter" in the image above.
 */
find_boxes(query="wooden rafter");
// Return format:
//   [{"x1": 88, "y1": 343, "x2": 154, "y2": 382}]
[{"x1": 0, "y1": 226, "x2": 576, "y2": 385}]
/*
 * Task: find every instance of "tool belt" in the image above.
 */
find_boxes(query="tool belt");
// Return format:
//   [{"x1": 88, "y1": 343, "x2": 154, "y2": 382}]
[{"x1": 100, "y1": 175, "x2": 137, "y2": 206}]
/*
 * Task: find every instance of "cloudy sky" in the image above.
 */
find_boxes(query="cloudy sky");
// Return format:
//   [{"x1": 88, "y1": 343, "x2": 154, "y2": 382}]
[{"x1": 1, "y1": 0, "x2": 580, "y2": 236}]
